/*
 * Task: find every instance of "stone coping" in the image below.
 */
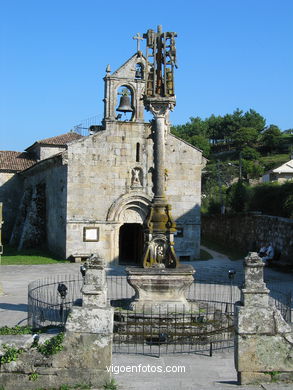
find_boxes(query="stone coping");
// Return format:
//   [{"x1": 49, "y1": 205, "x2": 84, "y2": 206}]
[{"x1": 126, "y1": 264, "x2": 195, "y2": 275}]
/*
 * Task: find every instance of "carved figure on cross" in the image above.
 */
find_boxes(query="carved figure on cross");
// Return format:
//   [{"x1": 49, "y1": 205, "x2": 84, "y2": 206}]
[{"x1": 133, "y1": 32, "x2": 144, "y2": 52}]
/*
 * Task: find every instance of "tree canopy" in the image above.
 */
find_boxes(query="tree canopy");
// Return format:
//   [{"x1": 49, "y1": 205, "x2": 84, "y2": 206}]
[
  {"x1": 171, "y1": 108, "x2": 291, "y2": 158},
  {"x1": 173, "y1": 109, "x2": 293, "y2": 218}
]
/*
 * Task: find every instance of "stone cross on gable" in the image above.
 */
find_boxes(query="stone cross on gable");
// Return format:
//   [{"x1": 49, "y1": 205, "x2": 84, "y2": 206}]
[{"x1": 132, "y1": 32, "x2": 144, "y2": 51}]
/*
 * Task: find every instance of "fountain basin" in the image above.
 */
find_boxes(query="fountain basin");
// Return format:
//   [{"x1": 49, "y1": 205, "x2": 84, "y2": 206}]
[{"x1": 126, "y1": 265, "x2": 196, "y2": 313}]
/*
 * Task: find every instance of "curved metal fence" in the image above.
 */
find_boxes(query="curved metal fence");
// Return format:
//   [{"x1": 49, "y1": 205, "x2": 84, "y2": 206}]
[
  {"x1": 27, "y1": 274, "x2": 291, "y2": 355},
  {"x1": 28, "y1": 274, "x2": 83, "y2": 328},
  {"x1": 28, "y1": 275, "x2": 242, "y2": 328}
]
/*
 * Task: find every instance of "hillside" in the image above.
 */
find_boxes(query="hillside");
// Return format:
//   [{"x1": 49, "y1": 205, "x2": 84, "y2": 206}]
[{"x1": 171, "y1": 109, "x2": 293, "y2": 218}]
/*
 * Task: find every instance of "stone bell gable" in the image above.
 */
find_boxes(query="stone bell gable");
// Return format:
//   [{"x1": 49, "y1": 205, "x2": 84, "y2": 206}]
[{"x1": 103, "y1": 53, "x2": 146, "y2": 123}]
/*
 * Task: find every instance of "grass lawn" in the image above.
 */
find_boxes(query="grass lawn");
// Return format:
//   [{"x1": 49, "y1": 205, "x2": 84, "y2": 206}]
[
  {"x1": 0, "y1": 242, "x2": 240, "y2": 265},
  {"x1": 201, "y1": 237, "x2": 247, "y2": 260},
  {"x1": 0, "y1": 245, "x2": 67, "y2": 265}
]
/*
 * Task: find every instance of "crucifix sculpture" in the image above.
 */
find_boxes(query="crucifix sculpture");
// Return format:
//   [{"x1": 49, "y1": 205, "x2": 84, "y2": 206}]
[
  {"x1": 141, "y1": 25, "x2": 179, "y2": 268},
  {"x1": 132, "y1": 32, "x2": 144, "y2": 52}
]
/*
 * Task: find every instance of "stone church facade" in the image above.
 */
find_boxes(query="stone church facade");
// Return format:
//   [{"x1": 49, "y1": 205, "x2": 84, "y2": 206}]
[{"x1": 0, "y1": 52, "x2": 206, "y2": 264}]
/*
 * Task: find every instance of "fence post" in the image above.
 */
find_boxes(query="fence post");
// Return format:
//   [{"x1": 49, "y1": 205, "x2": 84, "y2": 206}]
[{"x1": 235, "y1": 252, "x2": 293, "y2": 385}]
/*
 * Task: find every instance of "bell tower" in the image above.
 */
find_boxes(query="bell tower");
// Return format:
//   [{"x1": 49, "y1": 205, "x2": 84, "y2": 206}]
[{"x1": 103, "y1": 48, "x2": 146, "y2": 124}]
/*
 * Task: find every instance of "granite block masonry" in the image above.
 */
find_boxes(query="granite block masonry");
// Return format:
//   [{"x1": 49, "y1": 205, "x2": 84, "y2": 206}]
[
  {"x1": 0, "y1": 254, "x2": 113, "y2": 390},
  {"x1": 235, "y1": 252, "x2": 293, "y2": 385}
]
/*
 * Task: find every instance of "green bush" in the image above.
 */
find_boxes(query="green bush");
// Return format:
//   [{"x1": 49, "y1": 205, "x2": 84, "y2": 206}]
[
  {"x1": 248, "y1": 181, "x2": 293, "y2": 218},
  {"x1": 0, "y1": 345, "x2": 23, "y2": 364},
  {"x1": 37, "y1": 333, "x2": 64, "y2": 356},
  {"x1": 0, "y1": 326, "x2": 32, "y2": 335},
  {"x1": 207, "y1": 198, "x2": 222, "y2": 215},
  {"x1": 226, "y1": 181, "x2": 249, "y2": 213},
  {"x1": 241, "y1": 146, "x2": 260, "y2": 160}
]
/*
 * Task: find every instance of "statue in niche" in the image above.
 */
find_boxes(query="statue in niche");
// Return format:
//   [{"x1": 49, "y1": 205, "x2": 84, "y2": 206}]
[
  {"x1": 131, "y1": 167, "x2": 142, "y2": 186},
  {"x1": 155, "y1": 242, "x2": 165, "y2": 264}
]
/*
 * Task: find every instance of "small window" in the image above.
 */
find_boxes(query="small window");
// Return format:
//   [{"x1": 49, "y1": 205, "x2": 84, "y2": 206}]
[{"x1": 136, "y1": 143, "x2": 140, "y2": 162}]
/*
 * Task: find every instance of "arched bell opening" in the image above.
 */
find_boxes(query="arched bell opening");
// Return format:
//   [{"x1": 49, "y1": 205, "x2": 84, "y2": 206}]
[
  {"x1": 135, "y1": 63, "x2": 144, "y2": 80},
  {"x1": 116, "y1": 85, "x2": 135, "y2": 122},
  {"x1": 119, "y1": 223, "x2": 144, "y2": 265}
]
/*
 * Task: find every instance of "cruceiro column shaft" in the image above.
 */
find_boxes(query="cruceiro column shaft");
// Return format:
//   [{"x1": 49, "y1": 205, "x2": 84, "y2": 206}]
[{"x1": 153, "y1": 114, "x2": 166, "y2": 199}]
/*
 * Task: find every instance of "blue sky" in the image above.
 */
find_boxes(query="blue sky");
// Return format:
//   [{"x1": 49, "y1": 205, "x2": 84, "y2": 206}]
[{"x1": 1, "y1": 0, "x2": 292, "y2": 151}]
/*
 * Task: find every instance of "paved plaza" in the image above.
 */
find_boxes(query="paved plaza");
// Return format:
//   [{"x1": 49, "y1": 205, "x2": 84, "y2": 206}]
[{"x1": 0, "y1": 248, "x2": 292, "y2": 389}]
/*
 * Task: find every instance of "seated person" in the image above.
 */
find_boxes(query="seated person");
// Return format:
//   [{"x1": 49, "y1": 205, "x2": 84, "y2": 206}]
[
  {"x1": 262, "y1": 243, "x2": 274, "y2": 264},
  {"x1": 258, "y1": 243, "x2": 267, "y2": 258}
]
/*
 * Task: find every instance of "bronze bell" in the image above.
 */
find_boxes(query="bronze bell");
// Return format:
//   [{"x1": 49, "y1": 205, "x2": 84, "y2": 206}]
[
  {"x1": 135, "y1": 68, "x2": 142, "y2": 78},
  {"x1": 117, "y1": 95, "x2": 133, "y2": 113}
]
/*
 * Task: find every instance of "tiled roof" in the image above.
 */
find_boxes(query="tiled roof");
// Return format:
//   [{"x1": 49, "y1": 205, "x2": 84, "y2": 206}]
[
  {"x1": 35, "y1": 132, "x2": 83, "y2": 146},
  {"x1": 0, "y1": 151, "x2": 36, "y2": 172}
]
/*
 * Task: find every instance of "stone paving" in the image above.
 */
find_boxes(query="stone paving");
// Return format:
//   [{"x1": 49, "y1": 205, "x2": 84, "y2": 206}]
[{"x1": 0, "y1": 248, "x2": 292, "y2": 389}]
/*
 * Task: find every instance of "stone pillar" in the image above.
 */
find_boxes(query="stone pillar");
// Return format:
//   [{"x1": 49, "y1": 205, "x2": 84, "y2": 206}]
[
  {"x1": 142, "y1": 98, "x2": 179, "y2": 268},
  {"x1": 153, "y1": 112, "x2": 166, "y2": 199},
  {"x1": 61, "y1": 254, "x2": 113, "y2": 387},
  {"x1": 235, "y1": 252, "x2": 293, "y2": 385}
]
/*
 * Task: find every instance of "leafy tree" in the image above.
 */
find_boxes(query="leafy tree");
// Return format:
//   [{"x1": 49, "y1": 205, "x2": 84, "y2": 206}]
[
  {"x1": 188, "y1": 135, "x2": 210, "y2": 157},
  {"x1": 221, "y1": 109, "x2": 244, "y2": 143},
  {"x1": 171, "y1": 116, "x2": 208, "y2": 139},
  {"x1": 226, "y1": 181, "x2": 249, "y2": 213},
  {"x1": 241, "y1": 146, "x2": 260, "y2": 160},
  {"x1": 232, "y1": 127, "x2": 258, "y2": 149},
  {"x1": 241, "y1": 159, "x2": 264, "y2": 179},
  {"x1": 242, "y1": 109, "x2": 266, "y2": 133},
  {"x1": 260, "y1": 125, "x2": 282, "y2": 153},
  {"x1": 206, "y1": 114, "x2": 225, "y2": 143}
]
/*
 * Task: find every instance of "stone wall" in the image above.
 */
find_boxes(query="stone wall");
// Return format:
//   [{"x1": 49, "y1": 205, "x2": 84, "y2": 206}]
[
  {"x1": 65, "y1": 122, "x2": 204, "y2": 261},
  {"x1": 2, "y1": 121, "x2": 204, "y2": 261},
  {"x1": 10, "y1": 156, "x2": 67, "y2": 257},
  {"x1": 202, "y1": 214, "x2": 293, "y2": 261},
  {"x1": 0, "y1": 172, "x2": 23, "y2": 242}
]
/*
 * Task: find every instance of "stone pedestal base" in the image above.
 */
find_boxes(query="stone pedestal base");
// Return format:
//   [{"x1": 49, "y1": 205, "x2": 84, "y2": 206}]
[{"x1": 126, "y1": 265, "x2": 195, "y2": 313}]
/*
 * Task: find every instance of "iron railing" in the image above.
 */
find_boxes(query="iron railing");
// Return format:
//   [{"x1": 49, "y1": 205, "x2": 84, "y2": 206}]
[
  {"x1": 112, "y1": 300, "x2": 235, "y2": 356},
  {"x1": 27, "y1": 274, "x2": 292, "y2": 355},
  {"x1": 28, "y1": 274, "x2": 83, "y2": 329}
]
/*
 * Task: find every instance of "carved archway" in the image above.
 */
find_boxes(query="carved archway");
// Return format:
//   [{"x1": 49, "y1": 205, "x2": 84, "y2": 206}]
[
  {"x1": 107, "y1": 193, "x2": 152, "y2": 265},
  {"x1": 107, "y1": 193, "x2": 152, "y2": 223}
]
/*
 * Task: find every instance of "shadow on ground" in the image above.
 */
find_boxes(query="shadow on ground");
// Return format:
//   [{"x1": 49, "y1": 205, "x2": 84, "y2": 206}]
[{"x1": 0, "y1": 303, "x2": 28, "y2": 312}]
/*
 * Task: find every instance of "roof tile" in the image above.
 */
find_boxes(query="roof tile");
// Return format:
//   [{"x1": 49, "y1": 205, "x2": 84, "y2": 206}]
[
  {"x1": 0, "y1": 151, "x2": 36, "y2": 172},
  {"x1": 36, "y1": 132, "x2": 83, "y2": 146}
]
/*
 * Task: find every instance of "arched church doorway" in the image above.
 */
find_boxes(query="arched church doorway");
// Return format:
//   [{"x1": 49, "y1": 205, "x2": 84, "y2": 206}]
[{"x1": 119, "y1": 223, "x2": 144, "y2": 265}]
